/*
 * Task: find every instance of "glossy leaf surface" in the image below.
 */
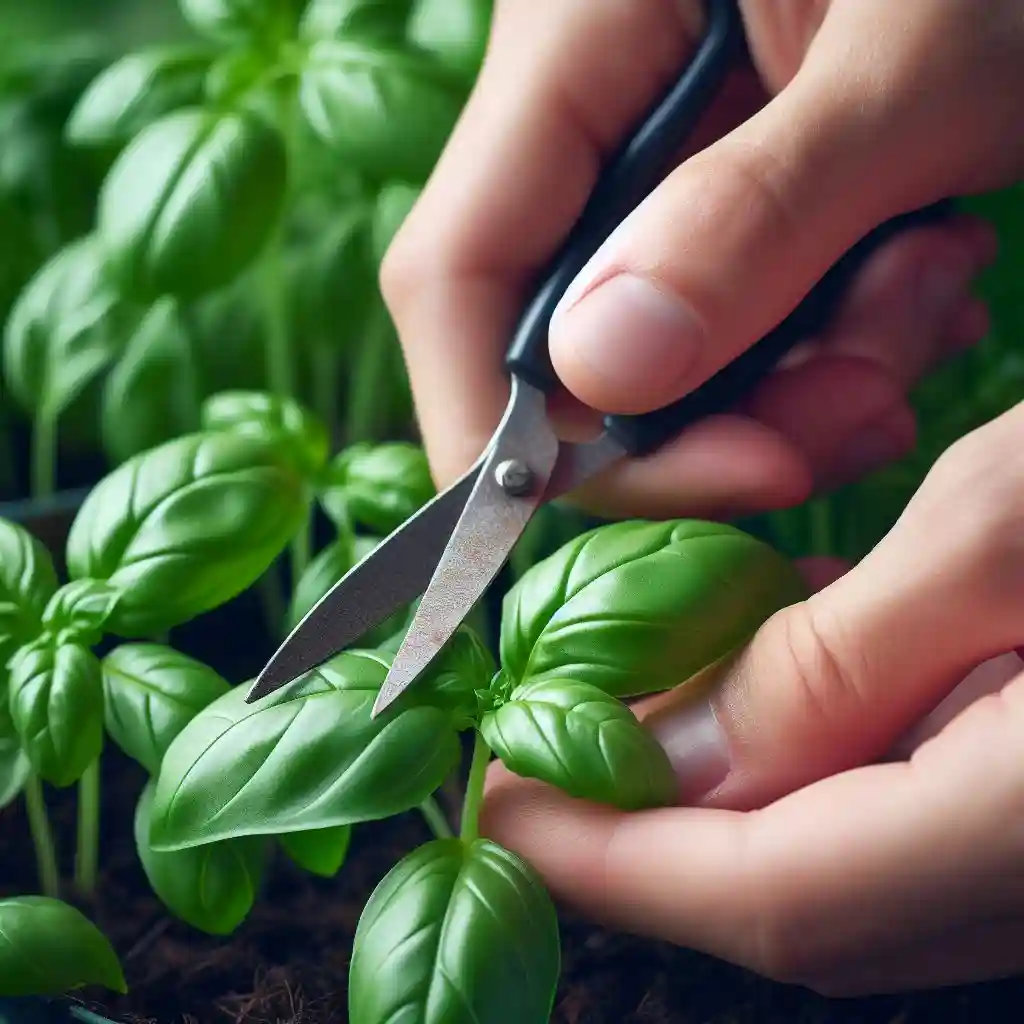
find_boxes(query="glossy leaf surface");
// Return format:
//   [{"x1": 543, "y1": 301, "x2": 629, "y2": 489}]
[
  {"x1": 279, "y1": 825, "x2": 351, "y2": 877},
  {"x1": 482, "y1": 679, "x2": 675, "y2": 810},
  {"x1": 0, "y1": 896, "x2": 126, "y2": 996},
  {"x1": 41, "y1": 579, "x2": 122, "y2": 647},
  {"x1": 98, "y1": 108, "x2": 287, "y2": 301},
  {"x1": 0, "y1": 736, "x2": 30, "y2": 810},
  {"x1": 66, "y1": 47, "x2": 212, "y2": 147},
  {"x1": 149, "y1": 650, "x2": 460, "y2": 849},
  {"x1": 408, "y1": 0, "x2": 491, "y2": 78},
  {"x1": 8, "y1": 639, "x2": 104, "y2": 787},
  {"x1": 349, "y1": 838, "x2": 559, "y2": 1024},
  {"x1": 300, "y1": 40, "x2": 463, "y2": 181},
  {"x1": 65, "y1": 431, "x2": 308, "y2": 636},
  {"x1": 180, "y1": 0, "x2": 306, "y2": 42},
  {"x1": 502, "y1": 520, "x2": 807, "y2": 699},
  {"x1": 0, "y1": 519, "x2": 58, "y2": 668},
  {"x1": 300, "y1": 0, "x2": 412, "y2": 43},
  {"x1": 102, "y1": 643, "x2": 231, "y2": 775},
  {"x1": 135, "y1": 781, "x2": 265, "y2": 935}
]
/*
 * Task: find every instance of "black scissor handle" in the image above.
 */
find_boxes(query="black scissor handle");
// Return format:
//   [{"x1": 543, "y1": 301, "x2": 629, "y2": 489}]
[{"x1": 503, "y1": 0, "x2": 953, "y2": 458}]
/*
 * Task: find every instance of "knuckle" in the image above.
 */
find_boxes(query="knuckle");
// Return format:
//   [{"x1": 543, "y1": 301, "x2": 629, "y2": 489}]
[{"x1": 377, "y1": 222, "x2": 424, "y2": 320}]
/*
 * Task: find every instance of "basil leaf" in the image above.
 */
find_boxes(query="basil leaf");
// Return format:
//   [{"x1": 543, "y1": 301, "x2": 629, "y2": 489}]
[
  {"x1": 299, "y1": 40, "x2": 464, "y2": 181},
  {"x1": 98, "y1": 108, "x2": 288, "y2": 301},
  {"x1": 135, "y1": 780, "x2": 265, "y2": 935},
  {"x1": 279, "y1": 825, "x2": 351, "y2": 877},
  {"x1": 148, "y1": 650, "x2": 460, "y2": 850},
  {"x1": 180, "y1": 0, "x2": 306, "y2": 43},
  {"x1": 300, "y1": 0, "x2": 412, "y2": 43},
  {"x1": 407, "y1": 0, "x2": 491, "y2": 79},
  {"x1": 501, "y1": 520, "x2": 807, "y2": 699},
  {"x1": 319, "y1": 441, "x2": 434, "y2": 534},
  {"x1": 41, "y1": 580, "x2": 122, "y2": 647},
  {"x1": 65, "y1": 431, "x2": 308, "y2": 637},
  {"x1": 200, "y1": 390, "x2": 329, "y2": 478},
  {"x1": 414, "y1": 624, "x2": 494, "y2": 724},
  {"x1": 101, "y1": 298, "x2": 201, "y2": 466},
  {"x1": 0, "y1": 518, "x2": 58, "y2": 667},
  {"x1": 8, "y1": 638, "x2": 104, "y2": 788},
  {"x1": 482, "y1": 679, "x2": 675, "y2": 810},
  {"x1": 66, "y1": 47, "x2": 213, "y2": 148},
  {"x1": 0, "y1": 896, "x2": 126, "y2": 996},
  {"x1": 102, "y1": 643, "x2": 231, "y2": 775},
  {"x1": 349, "y1": 838, "x2": 559, "y2": 1024},
  {"x1": 2, "y1": 236, "x2": 125, "y2": 423},
  {"x1": 0, "y1": 735, "x2": 30, "y2": 810},
  {"x1": 371, "y1": 181, "x2": 420, "y2": 263}
]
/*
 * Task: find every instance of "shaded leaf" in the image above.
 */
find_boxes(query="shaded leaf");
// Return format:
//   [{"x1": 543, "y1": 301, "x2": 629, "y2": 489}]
[
  {"x1": 407, "y1": 0, "x2": 491, "y2": 79},
  {"x1": 0, "y1": 518, "x2": 58, "y2": 669},
  {"x1": 41, "y1": 579, "x2": 121, "y2": 647},
  {"x1": 279, "y1": 825, "x2": 351, "y2": 877},
  {"x1": 0, "y1": 735, "x2": 29, "y2": 810}
]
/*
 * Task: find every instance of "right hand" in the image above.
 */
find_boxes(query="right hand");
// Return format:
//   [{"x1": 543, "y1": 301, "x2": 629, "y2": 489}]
[{"x1": 381, "y1": 0, "x2": 1020, "y2": 520}]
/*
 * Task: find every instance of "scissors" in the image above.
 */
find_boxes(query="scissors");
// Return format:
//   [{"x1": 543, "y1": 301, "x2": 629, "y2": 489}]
[{"x1": 248, "y1": 0, "x2": 953, "y2": 717}]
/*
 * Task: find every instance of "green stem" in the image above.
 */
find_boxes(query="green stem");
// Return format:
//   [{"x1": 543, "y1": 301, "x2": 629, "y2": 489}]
[
  {"x1": 311, "y1": 345, "x2": 341, "y2": 444},
  {"x1": 343, "y1": 307, "x2": 392, "y2": 444},
  {"x1": 31, "y1": 409, "x2": 56, "y2": 499},
  {"x1": 809, "y1": 498, "x2": 834, "y2": 557},
  {"x1": 418, "y1": 795, "x2": 454, "y2": 840},
  {"x1": 23, "y1": 774, "x2": 60, "y2": 897},
  {"x1": 459, "y1": 732, "x2": 491, "y2": 845},
  {"x1": 75, "y1": 759, "x2": 101, "y2": 896},
  {"x1": 258, "y1": 567, "x2": 288, "y2": 637},
  {"x1": 290, "y1": 506, "x2": 312, "y2": 585},
  {"x1": 262, "y1": 234, "x2": 295, "y2": 400}
]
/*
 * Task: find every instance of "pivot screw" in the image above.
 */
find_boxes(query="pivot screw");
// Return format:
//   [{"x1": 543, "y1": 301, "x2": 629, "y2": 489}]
[{"x1": 494, "y1": 458, "x2": 534, "y2": 497}]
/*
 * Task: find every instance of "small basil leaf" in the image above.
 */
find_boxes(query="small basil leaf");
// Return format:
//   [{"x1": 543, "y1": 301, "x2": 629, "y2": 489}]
[
  {"x1": 319, "y1": 441, "x2": 434, "y2": 535},
  {"x1": 300, "y1": 0, "x2": 412, "y2": 43},
  {"x1": 41, "y1": 579, "x2": 122, "y2": 647},
  {"x1": 482, "y1": 679, "x2": 675, "y2": 810},
  {"x1": 279, "y1": 825, "x2": 351, "y2": 877},
  {"x1": 501, "y1": 520, "x2": 807, "y2": 699},
  {"x1": 8, "y1": 638, "x2": 104, "y2": 788},
  {"x1": 98, "y1": 108, "x2": 288, "y2": 301},
  {"x1": 135, "y1": 780, "x2": 265, "y2": 935},
  {"x1": 102, "y1": 643, "x2": 231, "y2": 775},
  {"x1": 371, "y1": 181, "x2": 420, "y2": 264},
  {"x1": 101, "y1": 298, "x2": 201, "y2": 465},
  {"x1": 66, "y1": 47, "x2": 213, "y2": 148},
  {"x1": 0, "y1": 896, "x2": 126, "y2": 996},
  {"x1": 299, "y1": 40, "x2": 464, "y2": 182},
  {"x1": 200, "y1": 390, "x2": 329, "y2": 478},
  {"x1": 2, "y1": 236, "x2": 125, "y2": 422},
  {"x1": 0, "y1": 735, "x2": 30, "y2": 810},
  {"x1": 180, "y1": 0, "x2": 306, "y2": 43},
  {"x1": 0, "y1": 518, "x2": 58, "y2": 666},
  {"x1": 407, "y1": 0, "x2": 492, "y2": 80},
  {"x1": 65, "y1": 431, "x2": 308, "y2": 637},
  {"x1": 406, "y1": 624, "x2": 494, "y2": 724},
  {"x1": 148, "y1": 650, "x2": 460, "y2": 850},
  {"x1": 349, "y1": 837, "x2": 559, "y2": 1024}
]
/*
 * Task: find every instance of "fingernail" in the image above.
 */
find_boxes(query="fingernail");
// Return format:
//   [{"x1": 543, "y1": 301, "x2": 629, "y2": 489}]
[
  {"x1": 833, "y1": 407, "x2": 913, "y2": 483},
  {"x1": 550, "y1": 274, "x2": 705, "y2": 391},
  {"x1": 646, "y1": 698, "x2": 731, "y2": 802}
]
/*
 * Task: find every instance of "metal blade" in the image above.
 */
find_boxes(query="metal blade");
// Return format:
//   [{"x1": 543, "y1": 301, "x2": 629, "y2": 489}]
[
  {"x1": 245, "y1": 463, "x2": 481, "y2": 702},
  {"x1": 543, "y1": 429, "x2": 628, "y2": 502},
  {"x1": 371, "y1": 379, "x2": 559, "y2": 717}
]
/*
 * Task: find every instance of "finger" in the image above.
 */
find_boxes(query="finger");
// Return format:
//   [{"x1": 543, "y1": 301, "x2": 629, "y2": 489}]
[
  {"x1": 546, "y1": 0, "x2": 1011, "y2": 417},
  {"x1": 381, "y1": 1, "x2": 716, "y2": 485},
  {"x1": 637, "y1": 400, "x2": 1024, "y2": 809}
]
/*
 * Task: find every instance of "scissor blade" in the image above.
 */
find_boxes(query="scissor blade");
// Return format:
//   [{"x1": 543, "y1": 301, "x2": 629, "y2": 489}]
[
  {"x1": 246, "y1": 463, "x2": 481, "y2": 703},
  {"x1": 372, "y1": 380, "x2": 560, "y2": 717}
]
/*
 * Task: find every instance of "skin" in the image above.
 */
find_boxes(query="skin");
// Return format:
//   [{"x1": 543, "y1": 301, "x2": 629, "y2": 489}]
[{"x1": 382, "y1": 0, "x2": 1024, "y2": 997}]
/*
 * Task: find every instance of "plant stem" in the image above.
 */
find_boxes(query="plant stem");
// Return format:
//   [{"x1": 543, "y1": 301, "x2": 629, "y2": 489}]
[
  {"x1": 262, "y1": 234, "x2": 295, "y2": 400},
  {"x1": 418, "y1": 795, "x2": 454, "y2": 840},
  {"x1": 23, "y1": 774, "x2": 60, "y2": 897},
  {"x1": 459, "y1": 732, "x2": 491, "y2": 845},
  {"x1": 75, "y1": 759, "x2": 101, "y2": 896},
  {"x1": 258, "y1": 567, "x2": 287, "y2": 637},
  {"x1": 809, "y1": 497, "x2": 834, "y2": 557},
  {"x1": 343, "y1": 307, "x2": 392, "y2": 444},
  {"x1": 31, "y1": 409, "x2": 56, "y2": 499},
  {"x1": 311, "y1": 345, "x2": 341, "y2": 444},
  {"x1": 290, "y1": 505, "x2": 312, "y2": 585}
]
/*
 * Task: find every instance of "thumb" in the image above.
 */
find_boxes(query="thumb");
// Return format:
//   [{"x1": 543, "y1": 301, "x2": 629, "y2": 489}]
[{"x1": 547, "y1": 27, "x2": 965, "y2": 416}]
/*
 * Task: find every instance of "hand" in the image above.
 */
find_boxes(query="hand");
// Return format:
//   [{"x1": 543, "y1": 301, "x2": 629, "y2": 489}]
[
  {"x1": 381, "y1": 0, "x2": 1021, "y2": 519},
  {"x1": 481, "y1": 401, "x2": 1024, "y2": 996}
]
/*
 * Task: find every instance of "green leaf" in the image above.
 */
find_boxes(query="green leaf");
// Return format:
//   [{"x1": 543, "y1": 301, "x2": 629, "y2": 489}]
[
  {"x1": 299, "y1": 40, "x2": 464, "y2": 182},
  {"x1": 135, "y1": 780, "x2": 265, "y2": 935},
  {"x1": 501, "y1": 520, "x2": 807, "y2": 699},
  {"x1": 65, "y1": 430, "x2": 308, "y2": 637},
  {"x1": 148, "y1": 650, "x2": 460, "y2": 850},
  {"x1": 0, "y1": 735, "x2": 30, "y2": 810},
  {"x1": 102, "y1": 643, "x2": 231, "y2": 775},
  {"x1": 279, "y1": 825, "x2": 351, "y2": 877},
  {"x1": 0, "y1": 896, "x2": 126, "y2": 996},
  {"x1": 349, "y1": 837, "x2": 559, "y2": 1024},
  {"x1": 8, "y1": 638, "x2": 104, "y2": 788},
  {"x1": 371, "y1": 181, "x2": 420, "y2": 263},
  {"x1": 101, "y1": 298, "x2": 201, "y2": 466},
  {"x1": 408, "y1": 0, "x2": 492, "y2": 79},
  {"x1": 300, "y1": 0, "x2": 412, "y2": 43},
  {"x1": 200, "y1": 390, "x2": 329, "y2": 478},
  {"x1": 180, "y1": 0, "x2": 306, "y2": 43},
  {"x1": 66, "y1": 47, "x2": 213, "y2": 148},
  {"x1": 41, "y1": 579, "x2": 122, "y2": 647},
  {"x1": 2, "y1": 236, "x2": 125, "y2": 421},
  {"x1": 0, "y1": 519, "x2": 58, "y2": 668},
  {"x1": 319, "y1": 441, "x2": 434, "y2": 534},
  {"x1": 98, "y1": 108, "x2": 288, "y2": 301},
  {"x1": 414, "y1": 623, "x2": 494, "y2": 724},
  {"x1": 482, "y1": 678, "x2": 675, "y2": 811}
]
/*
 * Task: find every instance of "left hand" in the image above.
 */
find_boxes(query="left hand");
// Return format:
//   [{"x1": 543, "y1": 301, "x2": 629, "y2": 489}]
[{"x1": 481, "y1": 401, "x2": 1024, "y2": 996}]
